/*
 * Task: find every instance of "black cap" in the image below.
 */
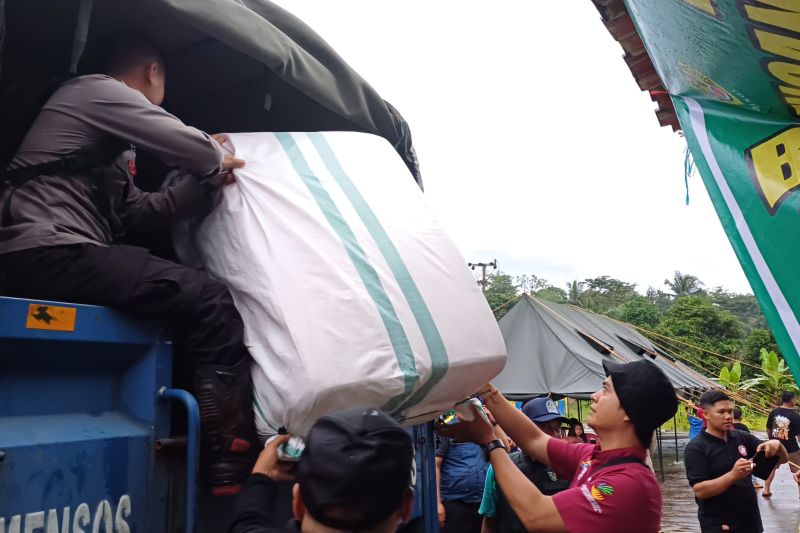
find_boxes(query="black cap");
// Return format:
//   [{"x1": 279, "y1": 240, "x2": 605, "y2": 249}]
[
  {"x1": 602, "y1": 359, "x2": 678, "y2": 448},
  {"x1": 297, "y1": 407, "x2": 414, "y2": 530}
]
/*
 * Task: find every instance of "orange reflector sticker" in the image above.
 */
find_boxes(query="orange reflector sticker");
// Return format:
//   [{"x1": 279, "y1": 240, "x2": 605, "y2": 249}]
[{"x1": 25, "y1": 304, "x2": 77, "y2": 332}]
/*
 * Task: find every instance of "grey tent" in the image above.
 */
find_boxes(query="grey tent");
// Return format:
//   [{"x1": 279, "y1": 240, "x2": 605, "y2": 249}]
[
  {"x1": 494, "y1": 295, "x2": 716, "y2": 400},
  {"x1": 0, "y1": 0, "x2": 419, "y2": 186}
]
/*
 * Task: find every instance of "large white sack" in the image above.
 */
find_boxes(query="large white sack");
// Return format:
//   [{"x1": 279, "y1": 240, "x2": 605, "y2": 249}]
[{"x1": 195, "y1": 131, "x2": 506, "y2": 437}]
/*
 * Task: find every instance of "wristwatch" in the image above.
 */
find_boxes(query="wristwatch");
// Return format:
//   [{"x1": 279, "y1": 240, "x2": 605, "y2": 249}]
[{"x1": 481, "y1": 439, "x2": 507, "y2": 460}]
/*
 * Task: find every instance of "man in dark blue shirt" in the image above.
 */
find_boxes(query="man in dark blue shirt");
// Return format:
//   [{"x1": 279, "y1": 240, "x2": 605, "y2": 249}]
[{"x1": 436, "y1": 430, "x2": 489, "y2": 533}]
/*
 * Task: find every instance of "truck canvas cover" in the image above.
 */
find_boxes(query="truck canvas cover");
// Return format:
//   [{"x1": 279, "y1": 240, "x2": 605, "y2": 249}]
[{"x1": 0, "y1": 0, "x2": 419, "y2": 184}]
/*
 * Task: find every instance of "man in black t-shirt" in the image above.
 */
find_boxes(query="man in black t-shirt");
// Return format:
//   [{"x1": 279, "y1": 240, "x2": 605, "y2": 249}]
[
  {"x1": 732, "y1": 406, "x2": 749, "y2": 433},
  {"x1": 764, "y1": 391, "x2": 800, "y2": 498},
  {"x1": 733, "y1": 406, "x2": 763, "y2": 490},
  {"x1": 684, "y1": 390, "x2": 788, "y2": 533}
]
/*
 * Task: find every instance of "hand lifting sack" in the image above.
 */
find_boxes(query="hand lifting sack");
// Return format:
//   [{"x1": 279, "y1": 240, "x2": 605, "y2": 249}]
[{"x1": 194, "y1": 131, "x2": 507, "y2": 437}]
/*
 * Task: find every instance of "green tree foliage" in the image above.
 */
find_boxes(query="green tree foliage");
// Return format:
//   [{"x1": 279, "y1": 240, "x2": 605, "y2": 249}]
[
  {"x1": 484, "y1": 272, "x2": 519, "y2": 319},
  {"x1": 582, "y1": 276, "x2": 638, "y2": 313},
  {"x1": 516, "y1": 274, "x2": 549, "y2": 294},
  {"x1": 566, "y1": 280, "x2": 588, "y2": 307},
  {"x1": 534, "y1": 286, "x2": 568, "y2": 304},
  {"x1": 657, "y1": 296, "x2": 744, "y2": 372},
  {"x1": 646, "y1": 286, "x2": 674, "y2": 314},
  {"x1": 664, "y1": 271, "x2": 705, "y2": 298},
  {"x1": 707, "y1": 287, "x2": 766, "y2": 333},
  {"x1": 719, "y1": 360, "x2": 743, "y2": 391},
  {"x1": 741, "y1": 349, "x2": 799, "y2": 405},
  {"x1": 614, "y1": 297, "x2": 662, "y2": 329},
  {"x1": 741, "y1": 328, "x2": 781, "y2": 379}
]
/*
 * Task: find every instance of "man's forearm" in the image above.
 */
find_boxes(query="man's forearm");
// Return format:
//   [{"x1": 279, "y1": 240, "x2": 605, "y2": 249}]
[
  {"x1": 482, "y1": 388, "x2": 551, "y2": 465},
  {"x1": 435, "y1": 458, "x2": 443, "y2": 502},
  {"x1": 490, "y1": 450, "x2": 566, "y2": 532},
  {"x1": 227, "y1": 474, "x2": 281, "y2": 533},
  {"x1": 693, "y1": 472, "x2": 736, "y2": 500}
]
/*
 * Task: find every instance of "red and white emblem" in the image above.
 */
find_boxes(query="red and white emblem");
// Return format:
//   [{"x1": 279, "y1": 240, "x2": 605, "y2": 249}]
[{"x1": 738, "y1": 444, "x2": 747, "y2": 457}]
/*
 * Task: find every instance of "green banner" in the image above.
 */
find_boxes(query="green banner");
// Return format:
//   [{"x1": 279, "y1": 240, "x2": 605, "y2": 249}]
[{"x1": 623, "y1": 0, "x2": 800, "y2": 383}]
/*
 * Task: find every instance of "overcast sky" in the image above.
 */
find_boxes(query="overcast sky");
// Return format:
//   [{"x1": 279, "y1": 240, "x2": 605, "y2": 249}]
[{"x1": 280, "y1": 1, "x2": 753, "y2": 295}]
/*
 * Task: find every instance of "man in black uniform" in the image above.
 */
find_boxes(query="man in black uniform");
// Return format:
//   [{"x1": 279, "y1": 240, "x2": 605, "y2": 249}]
[
  {"x1": 684, "y1": 390, "x2": 788, "y2": 532},
  {"x1": 228, "y1": 407, "x2": 416, "y2": 533},
  {"x1": 0, "y1": 39, "x2": 254, "y2": 493},
  {"x1": 478, "y1": 398, "x2": 569, "y2": 533},
  {"x1": 764, "y1": 390, "x2": 800, "y2": 498}
]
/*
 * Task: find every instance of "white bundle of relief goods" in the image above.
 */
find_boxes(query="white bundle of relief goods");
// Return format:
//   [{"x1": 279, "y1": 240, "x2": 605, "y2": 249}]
[{"x1": 195, "y1": 131, "x2": 506, "y2": 436}]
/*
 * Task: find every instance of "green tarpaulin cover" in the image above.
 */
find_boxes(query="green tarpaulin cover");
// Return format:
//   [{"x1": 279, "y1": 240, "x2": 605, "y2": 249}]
[{"x1": 493, "y1": 295, "x2": 713, "y2": 399}]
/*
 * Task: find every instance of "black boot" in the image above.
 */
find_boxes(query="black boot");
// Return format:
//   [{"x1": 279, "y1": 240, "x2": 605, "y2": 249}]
[{"x1": 194, "y1": 358, "x2": 258, "y2": 495}]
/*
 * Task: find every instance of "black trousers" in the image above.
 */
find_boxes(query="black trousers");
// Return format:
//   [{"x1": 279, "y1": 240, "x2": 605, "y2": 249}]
[
  {"x1": 1, "y1": 244, "x2": 248, "y2": 369},
  {"x1": 441, "y1": 500, "x2": 482, "y2": 533}
]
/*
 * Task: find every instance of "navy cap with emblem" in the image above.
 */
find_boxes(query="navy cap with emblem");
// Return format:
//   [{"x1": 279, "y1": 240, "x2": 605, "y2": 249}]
[{"x1": 523, "y1": 397, "x2": 567, "y2": 423}]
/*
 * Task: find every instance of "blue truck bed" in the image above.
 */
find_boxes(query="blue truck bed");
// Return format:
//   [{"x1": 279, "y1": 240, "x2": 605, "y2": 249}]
[{"x1": 0, "y1": 296, "x2": 438, "y2": 532}]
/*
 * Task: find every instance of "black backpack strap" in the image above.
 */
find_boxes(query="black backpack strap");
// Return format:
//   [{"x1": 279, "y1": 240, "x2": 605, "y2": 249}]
[
  {"x1": 591, "y1": 456, "x2": 648, "y2": 474},
  {"x1": 1, "y1": 137, "x2": 129, "y2": 226}
]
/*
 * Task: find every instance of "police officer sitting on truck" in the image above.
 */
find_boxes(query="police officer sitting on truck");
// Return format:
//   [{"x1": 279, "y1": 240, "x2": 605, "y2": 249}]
[
  {"x1": 0, "y1": 37, "x2": 256, "y2": 494},
  {"x1": 228, "y1": 406, "x2": 416, "y2": 533}
]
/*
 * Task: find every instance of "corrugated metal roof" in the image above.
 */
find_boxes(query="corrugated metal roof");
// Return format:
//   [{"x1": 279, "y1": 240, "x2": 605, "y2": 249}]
[{"x1": 591, "y1": 0, "x2": 680, "y2": 132}]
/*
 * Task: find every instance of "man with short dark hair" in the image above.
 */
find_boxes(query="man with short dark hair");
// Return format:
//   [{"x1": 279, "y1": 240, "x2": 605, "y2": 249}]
[
  {"x1": 228, "y1": 407, "x2": 416, "y2": 533},
  {"x1": 479, "y1": 398, "x2": 569, "y2": 533},
  {"x1": 438, "y1": 360, "x2": 678, "y2": 533},
  {"x1": 763, "y1": 390, "x2": 800, "y2": 498},
  {"x1": 732, "y1": 406, "x2": 748, "y2": 432},
  {"x1": 684, "y1": 389, "x2": 788, "y2": 532},
  {"x1": 0, "y1": 37, "x2": 254, "y2": 493}
]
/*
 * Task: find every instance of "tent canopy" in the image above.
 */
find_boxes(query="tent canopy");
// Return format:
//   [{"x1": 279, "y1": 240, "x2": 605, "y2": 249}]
[
  {"x1": 0, "y1": 0, "x2": 419, "y2": 185},
  {"x1": 494, "y1": 295, "x2": 715, "y2": 400}
]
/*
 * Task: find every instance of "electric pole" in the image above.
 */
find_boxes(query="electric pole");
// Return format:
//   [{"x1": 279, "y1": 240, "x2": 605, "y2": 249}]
[{"x1": 468, "y1": 259, "x2": 497, "y2": 293}]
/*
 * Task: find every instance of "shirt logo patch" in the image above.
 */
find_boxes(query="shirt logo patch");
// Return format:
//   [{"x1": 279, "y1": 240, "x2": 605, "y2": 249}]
[
  {"x1": 772, "y1": 415, "x2": 791, "y2": 441},
  {"x1": 738, "y1": 444, "x2": 747, "y2": 457},
  {"x1": 577, "y1": 459, "x2": 592, "y2": 481},
  {"x1": 590, "y1": 482, "x2": 614, "y2": 501},
  {"x1": 580, "y1": 484, "x2": 602, "y2": 514}
]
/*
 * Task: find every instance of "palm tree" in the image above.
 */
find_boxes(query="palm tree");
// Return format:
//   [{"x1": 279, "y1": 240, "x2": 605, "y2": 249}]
[
  {"x1": 664, "y1": 271, "x2": 704, "y2": 298},
  {"x1": 566, "y1": 280, "x2": 587, "y2": 307}
]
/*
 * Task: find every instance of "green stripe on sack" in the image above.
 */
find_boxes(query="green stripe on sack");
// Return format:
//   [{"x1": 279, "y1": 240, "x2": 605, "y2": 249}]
[
  {"x1": 253, "y1": 396, "x2": 279, "y2": 433},
  {"x1": 308, "y1": 132, "x2": 450, "y2": 412},
  {"x1": 275, "y1": 132, "x2": 417, "y2": 413}
]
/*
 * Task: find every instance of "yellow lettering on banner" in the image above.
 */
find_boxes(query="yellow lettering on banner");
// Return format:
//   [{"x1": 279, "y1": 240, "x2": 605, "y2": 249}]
[
  {"x1": 768, "y1": 61, "x2": 800, "y2": 88},
  {"x1": 745, "y1": 3, "x2": 800, "y2": 34},
  {"x1": 754, "y1": 29, "x2": 800, "y2": 62},
  {"x1": 781, "y1": 84, "x2": 800, "y2": 96},
  {"x1": 747, "y1": 127, "x2": 800, "y2": 212},
  {"x1": 682, "y1": 0, "x2": 719, "y2": 17},
  {"x1": 25, "y1": 304, "x2": 76, "y2": 332},
  {"x1": 782, "y1": 97, "x2": 800, "y2": 114}
]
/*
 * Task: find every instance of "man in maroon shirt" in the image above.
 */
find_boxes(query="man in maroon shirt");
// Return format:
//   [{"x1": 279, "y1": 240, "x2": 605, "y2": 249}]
[{"x1": 437, "y1": 360, "x2": 678, "y2": 533}]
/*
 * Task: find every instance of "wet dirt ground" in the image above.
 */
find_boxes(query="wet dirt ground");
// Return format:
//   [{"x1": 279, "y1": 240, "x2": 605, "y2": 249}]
[{"x1": 655, "y1": 432, "x2": 800, "y2": 532}]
